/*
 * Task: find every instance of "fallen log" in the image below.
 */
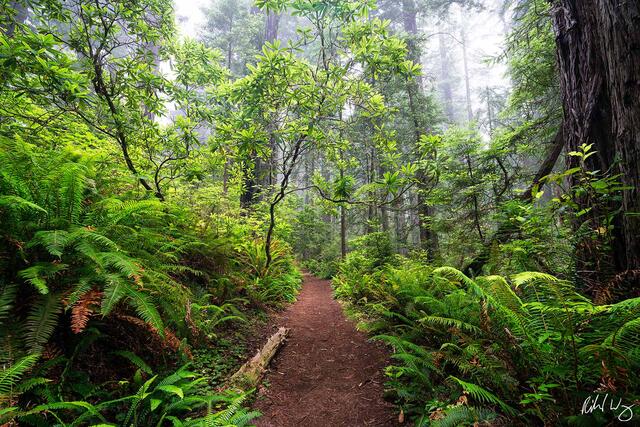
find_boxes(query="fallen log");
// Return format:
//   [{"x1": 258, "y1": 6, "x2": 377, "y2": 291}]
[{"x1": 228, "y1": 326, "x2": 289, "y2": 391}]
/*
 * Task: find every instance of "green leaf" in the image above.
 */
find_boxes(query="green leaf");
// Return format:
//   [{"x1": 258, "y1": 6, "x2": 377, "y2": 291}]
[
  {"x1": 157, "y1": 385, "x2": 184, "y2": 399},
  {"x1": 150, "y1": 398, "x2": 162, "y2": 411}
]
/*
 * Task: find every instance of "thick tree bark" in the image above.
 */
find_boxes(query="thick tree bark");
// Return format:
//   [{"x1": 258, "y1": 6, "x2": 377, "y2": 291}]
[{"x1": 551, "y1": 0, "x2": 640, "y2": 289}]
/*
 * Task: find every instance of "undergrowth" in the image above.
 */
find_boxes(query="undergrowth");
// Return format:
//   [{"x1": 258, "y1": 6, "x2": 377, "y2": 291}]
[
  {"x1": 0, "y1": 137, "x2": 302, "y2": 425},
  {"x1": 333, "y1": 237, "x2": 640, "y2": 426}
]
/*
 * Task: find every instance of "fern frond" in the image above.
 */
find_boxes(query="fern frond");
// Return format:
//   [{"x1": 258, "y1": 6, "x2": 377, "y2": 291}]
[
  {"x1": 69, "y1": 227, "x2": 119, "y2": 252},
  {"x1": 420, "y1": 315, "x2": 481, "y2": 334},
  {"x1": 433, "y1": 267, "x2": 478, "y2": 291},
  {"x1": 58, "y1": 162, "x2": 87, "y2": 224},
  {"x1": 18, "y1": 263, "x2": 68, "y2": 294},
  {"x1": 0, "y1": 195, "x2": 47, "y2": 215},
  {"x1": 29, "y1": 230, "x2": 71, "y2": 258},
  {"x1": 106, "y1": 199, "x2": 164, "y2": 225},
  {"x1": 512, "y1": 271, "x2": 589, "y2": 306},
  {"x1": 126, "y1": 288, "x2": 164, "y2": 337},
  {"x1": 97, "y1": 251, "x2": 142, "y2": 278},
  {"x1": 602, "y1": 317, "x2": 640, "y2": 354},
  {"x1": 100, "y1": 274, "x2": 130, "y2": 316},
  {"x1": 447, "y1": 376, "x2": 516, "y2": 416},
  {"x1": 26, "y1": 293, "x2": 62, "y2": 354},
  {"x1": 66, "y1": 278, "x2": 93, "y2": 308},
  {"x1": 0, "y1": 284, "x2": 17, "y2": 323},
  {"x1": 15, "y1": 377, "x2": 51, "y2": 393},
  {"x1": 70, "y1": 289, "x2": 103, "y2": 334},
  {"x1": 0, "y1": 354, "x2": 39, "y2": 396},
  {"x1": 431, "y1": 405, "x2": 497, "y2": 427},
  {"x1": 113, "y1": 351, "x2": 153, "y2": 375}
]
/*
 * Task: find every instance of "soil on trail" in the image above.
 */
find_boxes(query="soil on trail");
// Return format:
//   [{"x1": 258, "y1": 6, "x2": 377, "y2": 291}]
[{"x1": 253, "y1": 273, "x2": 398, "y2": 427}]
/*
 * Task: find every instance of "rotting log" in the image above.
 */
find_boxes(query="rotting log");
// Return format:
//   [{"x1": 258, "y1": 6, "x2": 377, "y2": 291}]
[{"x1": 228, "y1": 326, "x2": 289, "y2": 391}]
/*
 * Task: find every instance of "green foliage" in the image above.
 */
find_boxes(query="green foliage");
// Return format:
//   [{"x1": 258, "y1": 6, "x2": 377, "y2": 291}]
[
  {"x1": 292, "y1": 205, "x2": 340, "y2": 278},
  {"x1": 2, "y1": 363, "x2": 259, "y2": 426},
  {"x1": 231, "y1": 239, "x2": 302, "y2": 305},
  {"x1": 3, "y1": 0, "x2": 638, "y2": 425},
  {"x1": 334, "y1": 258, "x2": 640, "y2": 425}
]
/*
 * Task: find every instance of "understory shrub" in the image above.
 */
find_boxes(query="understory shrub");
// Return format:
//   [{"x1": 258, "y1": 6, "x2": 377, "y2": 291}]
[
  {"x1": 1, "y1": 361, "x2": 259, "y2": 426},
  {"x1": 0, "y1": 135, "x2": 300, "y2": 425},
  {"x1": 333, "y1": 258, "x2": 640, "y2": 425}
]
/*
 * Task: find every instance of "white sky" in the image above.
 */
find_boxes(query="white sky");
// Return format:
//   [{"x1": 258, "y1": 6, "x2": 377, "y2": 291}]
[{"x1": 174, "y1": 0, "x2": 207, "y2": 38}]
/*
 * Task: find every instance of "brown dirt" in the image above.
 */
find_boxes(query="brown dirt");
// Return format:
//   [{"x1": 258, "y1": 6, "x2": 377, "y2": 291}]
[{"x1": 253, "y1": 273, "x2": 399, "y2": 427}]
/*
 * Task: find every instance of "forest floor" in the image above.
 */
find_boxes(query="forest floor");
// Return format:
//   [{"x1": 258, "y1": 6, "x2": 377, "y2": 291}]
[{"x1": 253, "y1": 273, "x2": 398, "y2": 427}]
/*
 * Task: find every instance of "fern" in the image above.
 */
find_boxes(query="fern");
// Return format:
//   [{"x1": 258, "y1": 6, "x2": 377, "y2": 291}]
[
  {"x1": 29, "y1": 230, "x2": 71, "y2": 258},
  {"x1": 0, "y1": 354, "x2": 39, "y2": 396},
  {"x1": 0, "y1": 195, "x2": 47, "y2": 215},
  {"x1": 100, "y1": 274, "x2": 130, "y2": 315},
  {"x1": 430, "y1": 405, "x2": 497, "y2": 427},
  {"x1": 511, "y1": 271, "x2": 589, "y2": 305},
  {"x1": 447, "y1": 376, "x2": 517, "y2": 416},
  {"x1": 113, "y1": 351, "x2": 153, "y2": 375},
  {"x1": 433, "y1": 267, "x2": 479, "y2": 293},
  {"x1": 57, "y1": 162, "x2": 87, "y2": 225},
  {"x1": 18, "y1": 263, "x2": 68, "y2": 294},
  {"x1": 97, "y1": 251, "x2": 142, "y2": 278},
  {"x1": 70, "y1": 289, "x2": 102, "y2": 334},
  {"x1": 0, "y1": 284, "x2": 17, "y2": 323},
  {"x1": 419, "y1": 315, "x2": 481, "y2": 334},
  {"x1": 601, "y1": 317, "x2": 640, "y2": 354},
  {"x1": 127, "y1": 288, "x2": 164, "y2": 336},
  {"x1": 25, "y1": 294, "x2": 62, "y2": 354}
]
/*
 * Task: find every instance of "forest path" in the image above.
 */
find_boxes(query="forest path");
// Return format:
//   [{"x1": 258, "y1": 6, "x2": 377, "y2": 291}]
[{"x1": 253, "y1": 273, "x2": 398, "y2": 427}]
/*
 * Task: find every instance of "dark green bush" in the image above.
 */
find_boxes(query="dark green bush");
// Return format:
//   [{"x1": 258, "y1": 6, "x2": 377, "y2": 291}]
[{"x1": 333, "y1": 258, "x2": 640, "y2": 425}]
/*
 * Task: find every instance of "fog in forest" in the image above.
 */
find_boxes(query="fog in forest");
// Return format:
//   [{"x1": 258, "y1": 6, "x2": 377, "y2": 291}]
[
  {"x1": 176, "y1": 0, "x2": 511, "y2": 135},
  {"x1": 2, "y1": 0, "x2": 639, "y2": 425}
]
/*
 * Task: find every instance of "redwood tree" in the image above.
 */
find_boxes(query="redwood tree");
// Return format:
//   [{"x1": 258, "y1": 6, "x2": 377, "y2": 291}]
[{"x1": 551, "y1": 0, "x2": 640, "y2": 291}]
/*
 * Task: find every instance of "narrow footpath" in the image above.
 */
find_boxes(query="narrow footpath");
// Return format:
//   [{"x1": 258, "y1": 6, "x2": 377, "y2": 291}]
[{"x1": 254, "y1": 273, "x2": 398, "y2": 427}]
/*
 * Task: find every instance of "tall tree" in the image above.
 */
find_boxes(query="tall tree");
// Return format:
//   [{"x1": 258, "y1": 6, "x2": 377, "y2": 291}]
[
  {"x1": 551, "y1": 0, "x2": 640, "y2": 289},
  {"x1": 401, "y1": 0, "x2": 440, "y2": 259}
]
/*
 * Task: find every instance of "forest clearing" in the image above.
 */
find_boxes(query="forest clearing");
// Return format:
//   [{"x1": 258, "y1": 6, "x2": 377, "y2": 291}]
[{"x1": 1, "y1": 0, "x2": 639, "y2": 426}]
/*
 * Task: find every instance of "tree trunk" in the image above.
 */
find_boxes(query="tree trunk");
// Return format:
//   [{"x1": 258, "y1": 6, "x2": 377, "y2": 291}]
[
  {"x1": 228, "y1": 327, "x2": 288, "y2": 390},
  {"x1": 264, "y1": 11, "x2": 280, "y2": 44},
  {"x1": 394, "y1": 193, "x2": 406, "y2": 255},
  {"x1": 461, "y1": 26, "x2": 473, "y2": 122},
  {"x1": 402, "y1": 0, "x2": 439, "y2": 260},
  {"x1": 340, "y1": 204, "x2": 347, "y2": 258},
  {"x1": 551, "y1": 0, "x2": 640, "y2": 290},
  {"x1": 366, "y1": 146, "x2": 376, "y2": 232},
  {"x1": 240, "y1": 10, "x2": 281, "y2": 209},
  {"x1": 438, "y1": 31, "x2": 455, "y2": 122}
]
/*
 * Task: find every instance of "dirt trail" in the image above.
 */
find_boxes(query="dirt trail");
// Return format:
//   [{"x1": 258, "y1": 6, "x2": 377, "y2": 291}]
[{"x1": 254, "y1": 273, "x2": 398, "y2": 427}]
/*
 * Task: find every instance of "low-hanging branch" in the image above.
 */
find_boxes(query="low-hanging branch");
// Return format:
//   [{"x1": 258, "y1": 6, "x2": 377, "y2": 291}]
[
  {"x1": 283, "y1": 181, "x2": 416, "y2": 208},
  {"x1": 463, "y1": 129, "x2": 564, "y2": 276}
]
